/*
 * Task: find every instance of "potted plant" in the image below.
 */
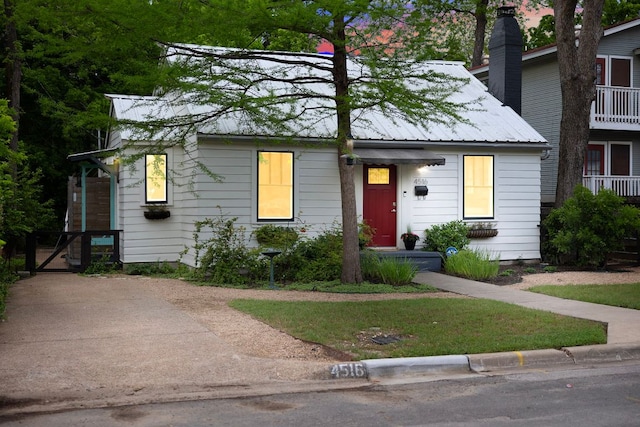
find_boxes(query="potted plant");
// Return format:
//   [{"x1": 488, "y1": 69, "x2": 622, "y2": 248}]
[{"x1": 400, "y1": 226, "x2": 420, "y2": 250}]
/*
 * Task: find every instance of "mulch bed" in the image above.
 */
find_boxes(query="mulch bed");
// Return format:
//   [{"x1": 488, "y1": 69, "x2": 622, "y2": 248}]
[{"x1": 474, "y1": 261, "x2": 638, "y2": 287}]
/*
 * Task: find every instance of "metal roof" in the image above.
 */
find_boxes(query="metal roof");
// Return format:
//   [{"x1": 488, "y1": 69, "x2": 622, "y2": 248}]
[{"x1": 107, "y1": 45, "x2": 548, "y2": 147}]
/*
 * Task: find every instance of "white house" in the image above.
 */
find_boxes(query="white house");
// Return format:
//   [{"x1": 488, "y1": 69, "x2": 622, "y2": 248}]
[{"x1": 86, "y1": 44, "x2": 549, "y2": 268}]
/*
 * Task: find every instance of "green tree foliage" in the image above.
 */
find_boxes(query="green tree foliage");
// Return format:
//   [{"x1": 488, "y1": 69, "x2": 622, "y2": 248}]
[
  {"x1": 0, "y1": 99, "x2": 53, "y2": 257},
  {"x1": 524, "y1": 0, "x2": 640, "y2": 50},
  {"x1": 543, "y1": 186, "x2": 640, "y2": 268},
  {"x1": 524, "y1": 13, "x2": 556, "y2": 50},
  {"x1": 601, "y1": 0, "x2": 640, "y2": 26}
]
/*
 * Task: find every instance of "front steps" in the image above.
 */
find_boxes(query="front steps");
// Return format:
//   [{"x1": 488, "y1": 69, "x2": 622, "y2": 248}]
[{"x1": 362, "y1": 250, "x2": 443, "y2": 272}]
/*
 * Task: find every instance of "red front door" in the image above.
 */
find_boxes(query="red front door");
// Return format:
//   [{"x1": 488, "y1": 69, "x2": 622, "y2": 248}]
[{"x1": 363, "y1": 165, "x2": 397, "y2": 247}]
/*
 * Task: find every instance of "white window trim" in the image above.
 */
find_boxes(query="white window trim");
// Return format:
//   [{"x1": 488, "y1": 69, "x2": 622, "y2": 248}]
[
  {"x1": 140, "y1": 151, "x2": 173, "y2": 206},
  {"x1": 597, "y1": 55, "x2": 634, "y2": 86},
  {"x1": 253, "y1": 149, "x2": 299, "y2": 223},
  {"x1": 587, "y1": 141, "x2": 632, "y2": 176},
  {"x1": 460, "y1": 154, "x2": 496, "y2": 220}
]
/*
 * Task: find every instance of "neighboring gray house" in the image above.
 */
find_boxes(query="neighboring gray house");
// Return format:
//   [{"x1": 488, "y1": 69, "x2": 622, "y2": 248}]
[
  {"x1": 473, "y1": 16, "x2": 640, "y2": 205},
  {"x1": 74, "y1": 42, "x2": 549, "y2": 268}
]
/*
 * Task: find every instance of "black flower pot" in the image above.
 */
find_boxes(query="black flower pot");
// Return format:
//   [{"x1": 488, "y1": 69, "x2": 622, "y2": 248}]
[{"x1": 403, "y1": 239, "x2": 417, "y2": 250}]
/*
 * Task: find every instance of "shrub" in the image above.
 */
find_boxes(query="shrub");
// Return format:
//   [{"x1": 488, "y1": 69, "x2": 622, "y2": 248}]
[
  {"x1": 424, "y1": 220, "x2": 470, "y2": 253},
  {"x1": 124, "y1": 261, "x2": 179, "y2": 276},
  {"x1": 358, "y1": 220, "x2": 375, "y2": 249},
  {"x1": 188, "y1": 214, "x2": 266, "y2": 286},
  {"x1": 444, "y1": 249, "x2": 499, "y2": 281},
  {"x1": 253, "y1": 224, "x2": 299, "y2": 249},
  {"x1": 543, "y1": 186, "x2": 640, "y2": 268},
  {"x1": 287, "y1": 224, "x2": 343, "y2": 282},
  {"x1": 0, "y1": 260, "x2": 18, "y2": 318},
  {"x1": 361, "y1": 253, "x2": 417, "y2": 286},
  {"x1": 83, "y1": 254, "x2": 121, "y2": 275}
]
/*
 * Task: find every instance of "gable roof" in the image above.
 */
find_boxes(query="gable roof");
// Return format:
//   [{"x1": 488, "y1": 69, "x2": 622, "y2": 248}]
[{"x1": 108, "y1": 45, "x2": 547, "y2": 147}]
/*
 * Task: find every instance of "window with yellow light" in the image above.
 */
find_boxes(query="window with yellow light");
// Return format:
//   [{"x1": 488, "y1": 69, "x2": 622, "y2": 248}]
[
  {"x1": 145, "y1": 154, "x2": 167, "y2": 204},
  {"x1": 463, "y1": 155, "x2": 494, "y2": 218},
  {"x1": 258, "y1": 151, "x2": 293, "y2": 220}
]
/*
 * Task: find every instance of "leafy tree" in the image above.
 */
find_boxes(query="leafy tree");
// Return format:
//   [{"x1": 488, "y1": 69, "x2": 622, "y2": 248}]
[
  {"x1": 601, "y1": 0, "x2": 640, "y2": 26},
  {"x1": 1, "y1": 0, "x2": 216, "y2": 224},
  {"x1": 524, "y1": 1, "x2": 640, "y2": 50},
  {"x1": 0, "y1": 98, "x2": 53, "y2": 258},
  {"x1": 554, "y1": 0, "x2": 605, "y2": 207},
  {"x1": 417, "y1": 0, "x2": 494, "y2": 67},
  {"x1": 524, "y1": 13, "x2": 556, "y2": 49},
  {"x1": 119, "y1": 0, "x2": 471, "y2": 283}
]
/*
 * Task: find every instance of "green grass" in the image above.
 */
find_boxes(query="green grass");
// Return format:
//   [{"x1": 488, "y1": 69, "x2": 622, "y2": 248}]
[
  {"x1": 284, "y1": 280, "x2": 438, "y2": 294},
  {"x1": 528, "y1": 283, "x2": 640, "y2": 310},
  {"x1": 444, "y1": 249, "x2": 499, "y2": 281},
  {"x1": 229, "y1": 298, "x2": 606, "y2": 359}
]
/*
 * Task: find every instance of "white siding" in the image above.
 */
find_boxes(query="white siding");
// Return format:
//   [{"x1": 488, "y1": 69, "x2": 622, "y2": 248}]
[
  {"x1": 114, "y1": 137, "x2": 542, "y2": 265},
  {"x1": 398, "y1": 149, "x2": 542, "y2": 262},
  {"x1": 115, "y1": 139, "x2": 344, "y2": 266}
]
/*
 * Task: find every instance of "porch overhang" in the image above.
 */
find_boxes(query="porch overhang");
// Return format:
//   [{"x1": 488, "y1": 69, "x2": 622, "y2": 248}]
[
  {"x1": 351, "y1": 148, "x2": 446, "y2": 166},
  {"x1": 67, "y1": 148, "x2": 118, "y2": 175}
]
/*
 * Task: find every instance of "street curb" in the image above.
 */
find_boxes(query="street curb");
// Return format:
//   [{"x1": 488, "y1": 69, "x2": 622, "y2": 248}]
[
  {"x1": 563, "y1": 344, "x2": 640, "y2": 363},
  {"x1": 468, "y1": 349, "x2": 574, "y2": 372},
  {"x1": 361, "y1": 355, "x2": 471, "y2": 379},
  {"x1": 329, "y1": 345, "x2": 640, "y2": 380}
]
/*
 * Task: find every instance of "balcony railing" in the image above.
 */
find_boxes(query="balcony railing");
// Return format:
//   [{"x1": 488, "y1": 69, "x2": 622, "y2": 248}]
[
  {"x1": 583, "y1": 175, "x2": 640, "y2": 197},
  {"x1": 591, "y1": 86, "x2": 640, "y2": 130}
]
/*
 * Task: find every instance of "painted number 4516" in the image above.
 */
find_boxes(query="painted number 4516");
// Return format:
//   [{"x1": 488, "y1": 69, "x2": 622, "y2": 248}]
[{"x1": 330, "y1": 363, "x2": 367, "y2": 379}]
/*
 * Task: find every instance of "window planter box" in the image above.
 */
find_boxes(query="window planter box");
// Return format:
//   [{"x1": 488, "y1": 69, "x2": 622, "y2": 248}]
[
  {"x1": 467, "y1": 228, "x2": 498, "y2": 238},
  {"x1": 144, "y1": 209, "x2": 171, "y2": 220}
]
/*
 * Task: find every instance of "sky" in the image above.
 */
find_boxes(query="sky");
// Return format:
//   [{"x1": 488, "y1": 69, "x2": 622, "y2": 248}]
[{"x1": 315, "y1": 2, "x2": 556, "y2": 55}]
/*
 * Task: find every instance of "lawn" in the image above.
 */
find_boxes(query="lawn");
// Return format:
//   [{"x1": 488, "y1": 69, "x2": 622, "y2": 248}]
[
  {"x1": 229, "y1": 298, "x2": 606, "y2": 360},
  {"x1": 528, "y1": 283, "x2": 640, "y2": 310}
]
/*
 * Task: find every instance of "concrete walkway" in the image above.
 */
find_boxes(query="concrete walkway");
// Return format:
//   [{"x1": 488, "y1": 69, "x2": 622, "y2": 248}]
[{"x1": 415, "y1": 272, "x2": 640, "y2": 345}]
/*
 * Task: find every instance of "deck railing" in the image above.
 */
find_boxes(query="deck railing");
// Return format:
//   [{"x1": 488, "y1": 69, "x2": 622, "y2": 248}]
[
  {"x1": 591, "y1": 86, "x2": 640, "y2": 130},
  {"x1": 591, "y1": 85, "x2": 640, "y2": 130},
  {"x1": 583, "y1": 175, "x2": 640, "y2": 197}
]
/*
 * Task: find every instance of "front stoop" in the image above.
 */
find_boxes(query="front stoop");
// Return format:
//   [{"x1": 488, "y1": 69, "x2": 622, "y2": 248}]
[{"x1": 362, "y1": 250, "x2": 443, "y2": 272}]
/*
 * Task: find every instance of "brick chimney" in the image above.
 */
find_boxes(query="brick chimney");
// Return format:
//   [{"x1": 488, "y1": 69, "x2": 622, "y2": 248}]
[{"x1": 488, "y1": 6, "x2": 522, "y2": 115}]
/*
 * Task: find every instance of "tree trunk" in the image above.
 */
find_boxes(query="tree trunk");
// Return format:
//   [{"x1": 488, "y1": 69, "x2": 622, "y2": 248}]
[
  {"x1": 471, "y1": 0, "x2": 489, "y2": 67},
  {"x1": 332, "y1": 17, "x2": 362, "y2": 284},
  {"x1": 553, "y1": 0, "x2": 605, "y2": 208}
]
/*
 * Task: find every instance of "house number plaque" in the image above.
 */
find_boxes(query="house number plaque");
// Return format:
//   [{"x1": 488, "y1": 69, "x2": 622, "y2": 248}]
[{"x1": 413, "y1": 178, "x2": 428, "y2": 185}]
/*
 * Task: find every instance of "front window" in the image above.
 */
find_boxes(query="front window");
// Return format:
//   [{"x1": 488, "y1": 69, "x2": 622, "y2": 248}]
[
  {"x1": 464, "y1": 155, "x2": 494, "y2": 219},
  {"x1": 258, "y1": 151, "x2": 293, "y2": 220},
  {"x1": 145, "y1": 154, "x2": 167, "y2": 204}
]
